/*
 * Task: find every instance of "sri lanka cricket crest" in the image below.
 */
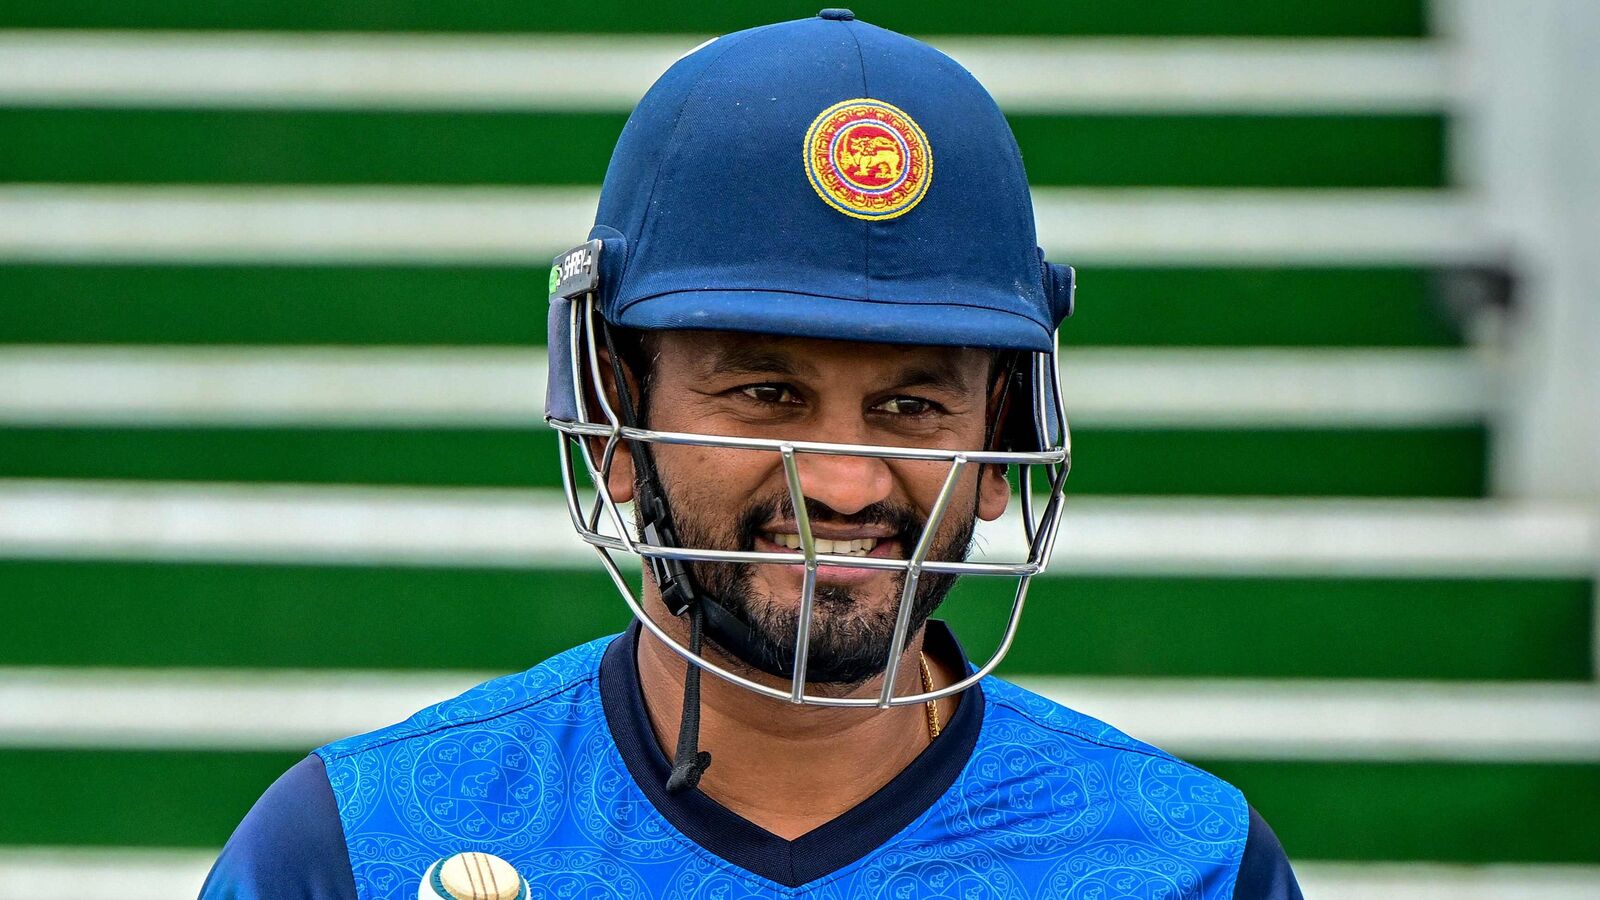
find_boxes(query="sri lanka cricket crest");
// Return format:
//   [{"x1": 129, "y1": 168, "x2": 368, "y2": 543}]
[{"x1": 804, "y1": 98, "x2": 932, "y2": 220}]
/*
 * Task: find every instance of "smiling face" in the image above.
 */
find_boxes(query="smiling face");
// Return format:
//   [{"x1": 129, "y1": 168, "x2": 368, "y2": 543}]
[{"x1": 605, "y1": 330, "x2": 1012, "y2": 686}]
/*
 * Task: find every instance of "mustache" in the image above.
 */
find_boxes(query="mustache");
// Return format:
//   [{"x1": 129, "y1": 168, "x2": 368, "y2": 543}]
[{"x1": 734, "y1": 494, "x2": 926, "y2": 552}]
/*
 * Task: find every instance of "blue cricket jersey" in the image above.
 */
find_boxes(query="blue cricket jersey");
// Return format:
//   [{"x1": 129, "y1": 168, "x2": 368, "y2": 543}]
[{"x1": 202, "y1": 623, "x2": 1300, "y2": 899}]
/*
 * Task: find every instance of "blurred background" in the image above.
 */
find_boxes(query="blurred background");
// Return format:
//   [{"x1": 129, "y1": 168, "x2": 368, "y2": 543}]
[{"x1": 1, "y1": 0, "x2": 1598, "y2": 897}]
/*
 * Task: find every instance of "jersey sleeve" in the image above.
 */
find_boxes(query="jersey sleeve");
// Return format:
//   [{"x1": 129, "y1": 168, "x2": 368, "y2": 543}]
[
  {"x1": 1230, "y1": 805, "x2": 1303, "y2": 900},
  {"x1": 198, "y1": 754, "x2": 358, "y2": 900}
]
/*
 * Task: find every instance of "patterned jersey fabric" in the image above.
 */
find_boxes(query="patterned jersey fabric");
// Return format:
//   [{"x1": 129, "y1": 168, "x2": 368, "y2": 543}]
[{"x1": 298, "y1": 625, "x2": 1260, "y2": 899}]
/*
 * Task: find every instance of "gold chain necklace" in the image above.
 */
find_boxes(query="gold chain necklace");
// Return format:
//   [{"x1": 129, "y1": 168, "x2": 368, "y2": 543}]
[{"x1": 917, "y1": 651, "x2": 941, "y2": 741}]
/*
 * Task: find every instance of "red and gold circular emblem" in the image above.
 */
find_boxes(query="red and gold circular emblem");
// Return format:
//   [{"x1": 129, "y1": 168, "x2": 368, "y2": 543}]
[{"x1": 804, "y1": 98, "x2": 932, "y2": 220}]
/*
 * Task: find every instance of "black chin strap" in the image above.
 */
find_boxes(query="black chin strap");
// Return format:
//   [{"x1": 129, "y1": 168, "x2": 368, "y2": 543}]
[
  {"x1": 664, "y1": 602, "x2": 713, "y2": 793},
  {"x1": 600, "y1": 321, "x2": 712, "y2": 794}
]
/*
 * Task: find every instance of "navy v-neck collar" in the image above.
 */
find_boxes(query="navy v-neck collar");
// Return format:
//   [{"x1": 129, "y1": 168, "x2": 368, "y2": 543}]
[{"x1": 598, "y1": 619, "x2": 985, "y2": 888}]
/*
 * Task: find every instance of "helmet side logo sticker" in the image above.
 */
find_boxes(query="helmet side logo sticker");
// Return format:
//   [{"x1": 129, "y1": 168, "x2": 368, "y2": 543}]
[{"x1": 804, "y1": 98, "x2": 932, "y2": 220}]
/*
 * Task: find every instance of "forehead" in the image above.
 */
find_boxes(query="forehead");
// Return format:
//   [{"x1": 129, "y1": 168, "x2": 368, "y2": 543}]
[{"x1": 652, "y1": 330, "x2": 991, "y2": 386}]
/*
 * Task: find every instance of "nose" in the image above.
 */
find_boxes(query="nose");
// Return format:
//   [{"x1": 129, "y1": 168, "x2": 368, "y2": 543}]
[{"x1": 791, "y1": 448, "x2": 894, "y2": 517}]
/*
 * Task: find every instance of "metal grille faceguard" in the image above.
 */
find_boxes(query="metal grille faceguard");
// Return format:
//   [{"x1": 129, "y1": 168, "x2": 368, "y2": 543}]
[{"x1": 547, "y1": 294, "x2": 1072, "y2": 708}]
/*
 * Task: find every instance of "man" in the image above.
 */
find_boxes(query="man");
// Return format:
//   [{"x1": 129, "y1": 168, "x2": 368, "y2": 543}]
[{"x1": 204, "y1": 11, "x2": 1301, "y2": 899}]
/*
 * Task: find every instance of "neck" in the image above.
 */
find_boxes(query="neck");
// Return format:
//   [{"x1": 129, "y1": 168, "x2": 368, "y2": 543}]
[{"x1": 634, "y1": 607, "x2": 960, "y2": 840}]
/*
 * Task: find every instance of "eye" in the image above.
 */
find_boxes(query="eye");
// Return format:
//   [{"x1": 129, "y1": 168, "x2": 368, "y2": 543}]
[
  {"x1": 871, "y1": 396, "x2": 938, "y2": 416},
  {"x1": 738, "y1": 383, "x2": 802, "y2": 405}
]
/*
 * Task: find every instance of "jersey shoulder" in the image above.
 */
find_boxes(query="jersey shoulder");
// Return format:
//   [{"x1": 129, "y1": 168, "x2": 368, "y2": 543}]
[
  {"x1": 979, "y1": 673, "x2": 1180, "y2": 758},
  {"x1": 973, "y1": 674, "x2": 1253, "y2": 862},
  {"x1": 317, "y1": 632, "x2": 615, "y2": 764},
  {"x1": 307, "y1": 634, "x2": 620, "y2": 899},
  {"x1": 200, "y1": 754, "x2": 357, "y2": 900}
]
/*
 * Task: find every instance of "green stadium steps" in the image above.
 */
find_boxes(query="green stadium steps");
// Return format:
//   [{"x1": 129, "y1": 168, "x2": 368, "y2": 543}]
[
  {"x1": 0, "y1": 109, "x2": 1446, "y2": 189},
  {"x1": 0, "y1": 264, "x2": 1467, "y2": 348},
  {"x1": 2, "y1": 561, "x2": 1588, "y2": 680},
  {"x1": 1, "y1": 747, "x2": 1591, "y2": 864},
  {"x1": 0, "y1": 425, "x2": 1490, "y2": 497},
  {"x1": 0, "y1": 0, "x2": 1428, "y2": 37},
  {"x1": 1207, "y1": 759, "x2": 1600, "y2": 864}
]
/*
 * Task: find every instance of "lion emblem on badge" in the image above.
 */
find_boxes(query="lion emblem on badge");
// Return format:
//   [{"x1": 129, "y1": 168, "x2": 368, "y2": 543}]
[
  {"x1": 838, "y1": 134, "x2": 903, "y2": 183},
  {"x1": 804, "y1": 98, "x2": 931, "y2": 220}
]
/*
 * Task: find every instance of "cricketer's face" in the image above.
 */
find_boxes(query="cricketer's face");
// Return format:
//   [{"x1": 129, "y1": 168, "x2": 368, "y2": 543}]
[{"x1": 607, "y1": 331, "x2": 1011, "y2": 686}]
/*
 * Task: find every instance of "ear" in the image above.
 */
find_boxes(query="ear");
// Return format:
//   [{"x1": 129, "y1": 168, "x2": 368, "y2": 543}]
[
  {"x1": 587, "y1": 345, "x2": 639, "y2": 505},
  {"x1": 603, "y1": 443, "x2": 637, "y2": 504},
  {"x1": 977, "y1": 463, "x2": 1010, "y2": 522},
  {"x1": 977, "y1": 355, "x2": 1014, "y2": 522}
]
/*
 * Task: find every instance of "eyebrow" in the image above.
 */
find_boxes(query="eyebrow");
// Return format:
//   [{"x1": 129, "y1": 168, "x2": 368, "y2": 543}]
[
  {"x1": 890, "y1": 363, "x2": 977, "y2": 395},
  {"x1": 704, "y1": 342, "x2": 976, "y2": 395},
  {"x1": 704, "y1": 344, "x2": 816, "y2": 379}
]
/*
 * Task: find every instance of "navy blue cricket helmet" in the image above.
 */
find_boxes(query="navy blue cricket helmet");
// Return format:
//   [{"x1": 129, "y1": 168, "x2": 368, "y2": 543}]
[
  {"x1": 548, "y1": 10, "x2": 1074, "y2": 436},
  {"x1": 545, "y1": 11, "x2": 1073, "y2": 732}
]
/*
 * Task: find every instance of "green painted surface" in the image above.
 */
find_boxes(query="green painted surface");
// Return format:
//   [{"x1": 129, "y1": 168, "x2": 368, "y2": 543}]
[
  {"x1": 0, "y1": 749, "x2": 295, "y2": 848},
  {"x1": 1068, "y1": 427, "x2": 1487, "y2": 497},
  {"x1": 3, "y1": 560, "x2": 1589, "y2": 680},
  {"x1": 0, "y1": 425, "x2": 1488, "y2": 497},
  {"x1": 0, "y1": 109, "x2": 1445, "y2": 189},
  {"x1": 1072, "y1": 267, "x2": 1463, "y2": 348},
  {"x1": 941, "y1": 574, "x2": 1594, "y2": 681},
  {"x1": 0, "y1": 562, "x2": 637, "y2": 672},
  {"x1": 0, "y1": 265, "x2": 1464, "y2": 348},
  {"x1": 1007, "y1": 114, "x2": 1445, "y2": 189},
  {"x1": 2, "y1": 751, "x2": 1593, "y2": 862},
  {"x1": 0, "y1": 426, "x2": 556, "y2": 489},
  {"x1": 1211, "y1": 760, "x2": 1600, "y2": 864},
  {"x1": 0, "y1": 264, "x2": 550, "y2": 346},
  {"x1": 0, "y1": 1, "x2": 1429, "y2": 36},
  {"x1": 0, "y1": 109, "x2": 623, "y2": 187}
]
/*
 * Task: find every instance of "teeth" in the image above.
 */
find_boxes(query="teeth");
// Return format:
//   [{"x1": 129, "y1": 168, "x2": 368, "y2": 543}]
[{"x1": 769, "y1": 533, "x2": 879, "y2": 556}]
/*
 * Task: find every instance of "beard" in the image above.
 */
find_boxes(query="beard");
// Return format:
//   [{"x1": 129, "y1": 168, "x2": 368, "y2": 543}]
[{"x1": 659, "y1": 482, "x2": 978, "y2": 686}]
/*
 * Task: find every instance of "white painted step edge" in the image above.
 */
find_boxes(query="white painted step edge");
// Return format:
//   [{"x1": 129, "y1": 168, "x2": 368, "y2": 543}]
[
  {"x1": 1294, "y1": 863, "x2": 1600, "y2": 900},
  {"x1": 1016, "y1": 676, "x2": 1600, "y2": 762},
  {"x1": 0, "y1": 850, "x2": 1596, "y2": 900},
  {"x1": 0, "y1": 346, "x2": 1499, "y2": 427},
  {"x1": 0, "y1": 186, "x2": 1494, "y2": 265},
  {"x1": 0, "y1": 480, "x2": 1593, "y2": 576},
  {"x1": 0, "y1": 32, "x2": 1453, "y2": 113},
  {"x1": 2, "y1": 667, "x2": 1596, "y2": 761}
]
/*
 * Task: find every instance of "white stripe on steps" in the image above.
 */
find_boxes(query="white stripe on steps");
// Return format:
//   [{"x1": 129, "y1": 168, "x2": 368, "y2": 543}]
[
  {"x1": 0, "y1": 481, "x2": 1592, "y2": 576},
  {"x1": 1061, "y1": 348, "x2": 1495, "y2": 426},
  {"x1": 0, "y1": 346, "x2": 1496, "y2": 427},
  {"x1": 1017, "y1": 678, "x2": 1600, "y2": 762},
  {"x1": 2, "y1": 668, "x2": 1595, "y2": 761},
  {"x1": 1028, "y1": 188, "x2": 1490, "y2": 265},
  {"x1": 0, "y1": 32, "x2": 1452, "y2": 113},
  {"x1": 0, "y1": 848, "x2": 217, "y2": 900},
  {"x1": 0, "y1": 347, "x2": 549, "y2": 426},
  {"x1": 0, "y1": 668, "x2": 488, "y2": 751},
  {"x1": 0, "y1": 186, "x2": 1491, "y2": 265},
  {"x1": 0, "y1": 185, "x2": 595, "y2": 264},
  {"x1": 0, "y1": 850, "x2": 1595, "y2": 900},
  {"x1": 1293, "y1": 863, "x2": 1600, "y2": 900},
  {"x1": 940, "y1": 38, "x2": 1452, "y2": 114}
]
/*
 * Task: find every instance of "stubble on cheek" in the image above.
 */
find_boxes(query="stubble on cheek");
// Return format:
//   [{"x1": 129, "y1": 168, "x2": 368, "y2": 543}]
[{"x1": 651, "y1": 464, "x2": 978, "y2": 685}]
